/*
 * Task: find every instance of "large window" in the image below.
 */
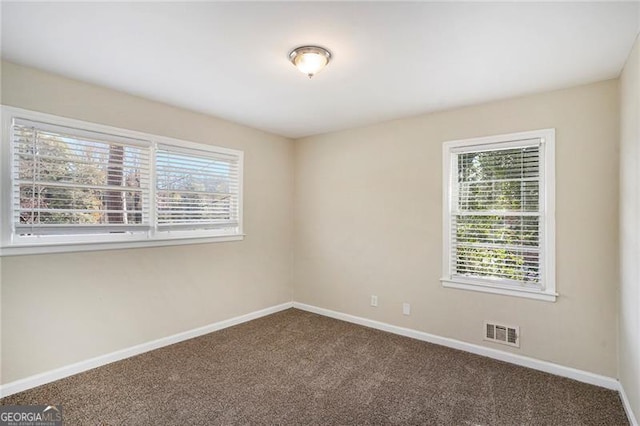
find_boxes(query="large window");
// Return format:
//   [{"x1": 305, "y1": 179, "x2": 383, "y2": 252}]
[
  {"x1": 1, "y1": 106, "x2": 243, "y2": 255},
  {"x1": 441, "y1": 129, "x2": 556, "y2": 301}
]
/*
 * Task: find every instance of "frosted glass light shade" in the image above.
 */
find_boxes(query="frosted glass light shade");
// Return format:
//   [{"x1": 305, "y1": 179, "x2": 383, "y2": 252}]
[{"x1": 289, "y1": 46, "x2": 332, "y2": 78}]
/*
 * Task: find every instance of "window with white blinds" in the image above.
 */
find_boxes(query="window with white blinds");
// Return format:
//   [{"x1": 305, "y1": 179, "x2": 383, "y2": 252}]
[
  {"x1": 12, "y1": 119, "x2": 151, "y2": 237},
  {"x1": 156, "y1": 145, "x2": 240, "y2": 233},
  {"x1": 1, "y1": 106, "x2": 243, "y2": 253},
  {"x1": 442, "y1": 129, "x2": 556, "y2": 302}
]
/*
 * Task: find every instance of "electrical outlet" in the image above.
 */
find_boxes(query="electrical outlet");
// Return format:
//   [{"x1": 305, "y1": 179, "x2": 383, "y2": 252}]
[
  {"x1": 370, "y1": 295, "x2": 378, "y2": 307},
  {"x1": 402, "y1": 302, "x2": 411, "y2": 315}
]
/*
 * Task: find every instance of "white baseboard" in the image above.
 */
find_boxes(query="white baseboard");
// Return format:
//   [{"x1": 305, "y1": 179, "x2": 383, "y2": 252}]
[
  {"x1": 0, "y1": 302, "x2": 293, "y2": 398},
  {"x1": 619, "y1": 381, "x2": 639, "y2": 426},
  {"x1": 293, "y1": 302, "x2": 620, "y2": 391}
]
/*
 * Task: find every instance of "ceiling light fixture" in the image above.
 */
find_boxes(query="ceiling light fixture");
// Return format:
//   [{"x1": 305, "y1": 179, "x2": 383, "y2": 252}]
[{"x1": 289, "y1": 46, "x2": 332, "y2": 78}]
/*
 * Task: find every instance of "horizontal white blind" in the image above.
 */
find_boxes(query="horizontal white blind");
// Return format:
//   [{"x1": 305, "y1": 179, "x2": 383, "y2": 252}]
[
  {"x1": 156, "y1": 145, "x2": 240, "y2": 231},
  {"x1": 451, "y1": 144, "x2": 541, "y2": 285},
  {"x1": 12, "y1": 119, "x2": 151, "y2": 236}
]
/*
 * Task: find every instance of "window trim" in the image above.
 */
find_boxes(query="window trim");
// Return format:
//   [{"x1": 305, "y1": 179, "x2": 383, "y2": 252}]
[
  {"x1": 441, "y1": 129, "x2": 556, "y2": 302},
  {"x1": 0, "y1": 105, "x2": 244, "y2": 256}
]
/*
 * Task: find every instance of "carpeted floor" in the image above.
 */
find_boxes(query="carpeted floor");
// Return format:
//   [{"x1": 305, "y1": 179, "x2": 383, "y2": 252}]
[{"x1": 1, "y1": 309, "x2": 629, "y2": 425}]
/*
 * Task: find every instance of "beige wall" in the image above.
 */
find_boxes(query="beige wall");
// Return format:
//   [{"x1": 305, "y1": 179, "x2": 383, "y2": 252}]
[
  {"x1": 294, "y1": 80, "x2": 620, "y2": 377},
  {"x1": 619, "y1": 34, "x2": 640, "y2": 421},
  {"x1": 0, "y1": 61, "x2": 295, "y2": 384}
]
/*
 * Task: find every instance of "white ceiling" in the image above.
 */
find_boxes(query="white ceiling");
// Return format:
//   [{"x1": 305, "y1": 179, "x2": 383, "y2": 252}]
[{"x1": 1, "y1": 2, "x2": 639, "y2": 139}]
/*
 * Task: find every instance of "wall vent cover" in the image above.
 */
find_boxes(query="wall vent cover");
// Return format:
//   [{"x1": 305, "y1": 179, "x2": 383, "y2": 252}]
[{"x1": 484, "y1": 321, "x2": 519, "y2": 347}]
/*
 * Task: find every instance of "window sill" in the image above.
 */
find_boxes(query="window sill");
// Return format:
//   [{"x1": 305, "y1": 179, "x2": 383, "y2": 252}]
[
  {"x1": 441, "y1": 278, "x2": 557, "y2": 302},
  {"x1": 0, "y1": 234, "x2": 245, "y2": 257}
]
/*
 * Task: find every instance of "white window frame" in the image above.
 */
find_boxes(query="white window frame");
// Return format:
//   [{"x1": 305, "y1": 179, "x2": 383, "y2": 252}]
[
  {"x1": 0, "y1": 106, "x2": 244, "y2": 256},
  {"x1": 441, "y1": 129, "x2": 556, "y2": 302}
]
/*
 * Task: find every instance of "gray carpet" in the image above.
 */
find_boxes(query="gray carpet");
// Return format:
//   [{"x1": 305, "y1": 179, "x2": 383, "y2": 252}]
[{"x1": 1, "y1": 309, "x2": 629, "y2": 425}]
